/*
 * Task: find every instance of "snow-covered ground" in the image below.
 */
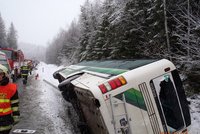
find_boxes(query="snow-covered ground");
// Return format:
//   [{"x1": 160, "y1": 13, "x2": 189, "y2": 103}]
[
  {"x1": 34, "y1": 62, "x2": 64, "y2": 85},
  {"x1": 12, "y1": 62, "x2": 78, "y2": 134},
  {"x1": 188, "y1": 96, "x2": 200, "y2": 133},
  {"x1": 36, "y1": 62, "x2": 200, "y2": 134}
]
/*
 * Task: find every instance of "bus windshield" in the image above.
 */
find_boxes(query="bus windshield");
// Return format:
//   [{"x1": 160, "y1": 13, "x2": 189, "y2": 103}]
[
  {"x1": 159, "y1": 78, "x2": 184, "y2": 130},
  {"x1": 150, "y1": 70, "x2": 191, "y2": 132}
]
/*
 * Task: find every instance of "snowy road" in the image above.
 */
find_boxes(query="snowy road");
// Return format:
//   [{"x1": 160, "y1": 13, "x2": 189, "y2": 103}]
[{"x1": 10, "y1": 64, "x2": 79, "y2": 134}]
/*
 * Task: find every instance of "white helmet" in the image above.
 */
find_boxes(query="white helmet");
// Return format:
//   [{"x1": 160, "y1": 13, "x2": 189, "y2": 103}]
[{"x1": 0, "y1": 64, "x2": 8, "y2": 75}]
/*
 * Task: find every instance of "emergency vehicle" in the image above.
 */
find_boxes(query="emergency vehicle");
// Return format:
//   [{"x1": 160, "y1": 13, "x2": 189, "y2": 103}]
[
  {"x1": 0, "y1": 48, "x2": 25, "y2": 81},
  {"x1": 0, "y1": 51, "x2": 11, "y2": 72},
  {"x1": 53, "y1": 59, "x2": 191, "y2": 134}
]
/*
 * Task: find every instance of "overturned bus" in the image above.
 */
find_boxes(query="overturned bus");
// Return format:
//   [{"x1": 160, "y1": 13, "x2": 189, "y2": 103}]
[{"x1": 53, "y1": 59, "x2": 191, "y2": 134}]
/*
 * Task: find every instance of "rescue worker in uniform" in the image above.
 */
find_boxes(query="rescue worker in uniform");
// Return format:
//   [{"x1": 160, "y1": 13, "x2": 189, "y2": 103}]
[
  {"x1": 20, "y1": 63, "x2": 29, "y2": 84},
  {"x1": 0, "y1": 64, "x2": 20, "y2": 134}
]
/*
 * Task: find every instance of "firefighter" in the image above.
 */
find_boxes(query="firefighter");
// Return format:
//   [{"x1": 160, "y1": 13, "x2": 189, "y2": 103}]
[
  {"x1": 0, "y1": 64, "x2": 20, "y2": 134},
  {"x1": 20, "y1": 63, "x2": 29, "y2": 84}
]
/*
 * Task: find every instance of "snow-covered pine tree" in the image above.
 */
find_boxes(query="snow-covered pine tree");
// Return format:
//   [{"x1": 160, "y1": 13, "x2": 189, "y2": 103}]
[
  {"x1": 46, "y1": 29, "x2": 66, "y2": 64},
  {"x1": 172, "y1": 0, "x2": 200, "y2": 65},
  {"x1": 105, "y1": 0, "x2": 124, "y2": 59},
  {"x1": 109, "y1": 0, "x2": 151, "y2": 59},
  {"x1": 91, "y1": 0, "x2": 115, "y2": 60},
  {"x1": 87, "y1": 0, "x2": 102, "y2": 60},
  {"x1": 0, "y1": 13, "x2": 7, "y2": 48},
  {"x1": 144, "y1": 0, "x2": 168, "y2": 58},
  {"x1": 58, "y1": 20, "x2": 80, "y2": 65},
  {"x1": 7, "y1": 22, "x2": 18, "y2": 49},
  {"x1": 79, "y1": 0, "x2": 92, "y2": 61}
]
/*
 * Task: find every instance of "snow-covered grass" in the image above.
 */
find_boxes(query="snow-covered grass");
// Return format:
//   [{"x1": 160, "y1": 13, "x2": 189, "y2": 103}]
[
  {"x1": 37, "y1": 62, "x2": 200, "y2": 133},
  {"x1": 34, "y1": 62, "x2": 64, "y2": 86},
  {"x1": 188, "y1": 95, "x2": 200, "y2": 133}
]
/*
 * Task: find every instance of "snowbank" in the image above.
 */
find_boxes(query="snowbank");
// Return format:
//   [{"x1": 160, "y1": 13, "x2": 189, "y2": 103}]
[
  {"x1": 34, "y1": 62, "x2": 64, "y2": 86},
  {"x1": 188, "y1": 95, "x2": 200, "y2": 133}
]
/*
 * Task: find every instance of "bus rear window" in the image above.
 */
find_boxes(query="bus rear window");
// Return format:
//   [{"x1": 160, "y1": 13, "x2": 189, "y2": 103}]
[
  {"x1": 159, "y1": 78, "x2": 184, "y2": 129},
  {"x1": 171, "y1": 70, "x2": 191, "y2": 127}
]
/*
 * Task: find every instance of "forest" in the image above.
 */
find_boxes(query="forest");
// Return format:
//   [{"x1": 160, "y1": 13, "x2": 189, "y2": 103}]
[
  {"x1": 0, "y1": 0, "x2": 200, "y2": 94},
  {"x1": 46, "y1": 0, "x2": 200, "y2": 95}
]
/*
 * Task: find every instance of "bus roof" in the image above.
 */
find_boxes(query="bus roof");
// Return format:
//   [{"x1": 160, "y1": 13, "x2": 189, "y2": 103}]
[
  {"x1": 57, "y1": 59, "x2": 159, "y2": 79},
  {"x1": 77, "y1": 59, "x2": 158, "y2": 70}
]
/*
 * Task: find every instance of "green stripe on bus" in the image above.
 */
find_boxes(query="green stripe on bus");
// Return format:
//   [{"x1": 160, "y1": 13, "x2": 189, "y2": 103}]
[
  {"x1": 87, "y1": 67, "x2": 127, "y2": 75},
  {"x1": 60, "y1": 66, "x2": 127, "y2": 77},
  {"x1": 115, "y1": 88, "x2": 147, "y2": 111}
]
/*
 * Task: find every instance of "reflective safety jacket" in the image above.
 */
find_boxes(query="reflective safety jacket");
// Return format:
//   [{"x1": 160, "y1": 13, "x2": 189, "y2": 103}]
[
  {"x1": 0, "y1": 83, "x2": 20, "y2": 132},
  {"x1": 21, "y1": 65, "x2": 29, "y2": 76}
]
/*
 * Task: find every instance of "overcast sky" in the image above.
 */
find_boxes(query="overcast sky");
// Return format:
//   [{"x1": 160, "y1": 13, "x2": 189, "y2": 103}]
[{"x1": 0, "y1": 0, "x2": 87, "y2": 46}]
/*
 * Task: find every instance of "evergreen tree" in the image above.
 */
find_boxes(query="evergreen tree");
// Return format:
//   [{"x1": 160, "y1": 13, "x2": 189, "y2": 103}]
[
  {"x1": 46, "y1": 30, "x2": 66, "y2": 64},
  {"x1": 79, "y1": 0, "x2": 91, "y2": 61},
  {"x1": 7, "y1": 22, "x2": 18, "y2": 49},
  {"x1": 92, "y1": 0, "x2": 115, "y2": 59},
  {"x1": 58, "y1": 21, "x2": 80, "y2": 65},
  {"x1": 0, "y1": 13, "x2": 7, "y2": 48},
  {"x1": 87, "y1": 0, "x2": 102, "y2": 60},
  {"x1": 110, "y1": 0, "x2": 148, "y2": 59},
  {"x1": 144, "y1": 0, "x2": 167, "y2": 58},
  {"x1": 172, "y1": 0, "x2": 200, "y2": 61}
]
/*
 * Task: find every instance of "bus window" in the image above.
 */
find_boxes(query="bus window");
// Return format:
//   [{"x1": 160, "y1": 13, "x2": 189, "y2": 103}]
[
  {"x1": 159, "y1": 78, "x2": 184, "y2": 130},
  {"x1": 171, "y1": 70, "x2": 191, "y2": 127},
  {"x1": 151, "y1": 73, "x2": 186, "y2": 132}
]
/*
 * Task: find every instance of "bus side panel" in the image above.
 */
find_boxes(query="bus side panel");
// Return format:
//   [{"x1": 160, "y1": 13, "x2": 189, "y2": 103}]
[
  {"x1": 138, "y1": 83, "x2": 163, "y2": 134},
  {"x1": 105, "y1": 88, "x2": 155, "y2": 134},
  {"x1": 124, "y1": 88, "x2": 154, "y2": 134}
]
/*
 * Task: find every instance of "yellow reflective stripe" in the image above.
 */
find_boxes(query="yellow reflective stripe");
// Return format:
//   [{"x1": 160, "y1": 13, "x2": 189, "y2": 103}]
[
  {"x1": 11, "y1": 99, "x2": 19, "y2": 104},
  {"x1": 0, "y1": 107, "x2": 12, "y2": 113},
  {"x1": 12, "y1": 107, "x2": 19, "y2": 112},
  {"x1": 0, "y1": 99, "x2": 10, "y2": 103},
  {"x1": 0, "y1": 125, "x2": 12, "y2": 131}
]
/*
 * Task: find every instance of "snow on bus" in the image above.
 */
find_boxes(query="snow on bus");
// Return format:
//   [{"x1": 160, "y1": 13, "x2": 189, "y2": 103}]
[{"x1": 53, "y1": 59, "x2": 191, "y2": 134}]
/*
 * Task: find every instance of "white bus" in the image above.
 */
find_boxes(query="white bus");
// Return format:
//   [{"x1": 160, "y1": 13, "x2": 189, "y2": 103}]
[{"x1": 53, "y1": 59, "x2": 191, "y2": 134}]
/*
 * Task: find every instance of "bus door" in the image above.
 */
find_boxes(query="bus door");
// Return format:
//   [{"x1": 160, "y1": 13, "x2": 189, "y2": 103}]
[
  {"x1": 150, "y1": 72, "x2": 186, "y2": 133},
  {"x1": 108, "y1": 94, "x2": 133, "y2": 134}
]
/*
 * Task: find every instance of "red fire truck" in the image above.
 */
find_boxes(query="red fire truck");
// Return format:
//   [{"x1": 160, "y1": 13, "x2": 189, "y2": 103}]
[{"x1": 0, "y1": 48, "x2": 25, "y2": 81}]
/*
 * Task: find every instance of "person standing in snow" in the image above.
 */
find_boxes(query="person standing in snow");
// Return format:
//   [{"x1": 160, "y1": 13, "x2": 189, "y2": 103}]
[
  {"x1": 0, "y1": 64, "x2": 20, "y2": 134},
  {"x1": 20, "y1": 63, "x2": 29, "y2": 85}
]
